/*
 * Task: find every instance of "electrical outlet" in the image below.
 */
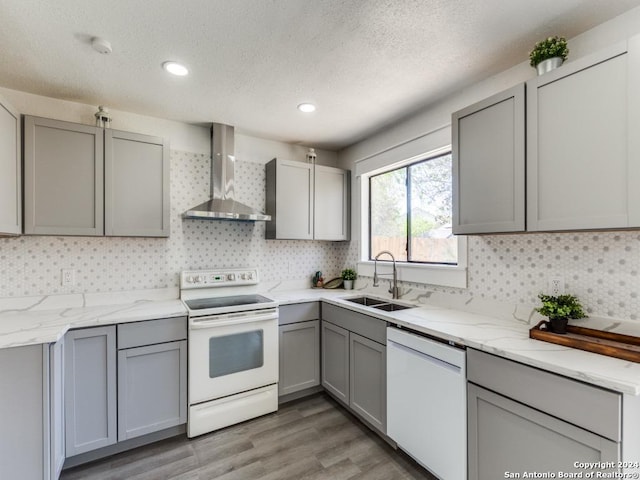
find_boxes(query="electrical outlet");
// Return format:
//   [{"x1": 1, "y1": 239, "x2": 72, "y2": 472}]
[
  {"x1": 61, "y1": 269, "x2": 75, "y2": 287},
  {"x1": 548, "y1": 277, "x2": 565, "y2": 296}
]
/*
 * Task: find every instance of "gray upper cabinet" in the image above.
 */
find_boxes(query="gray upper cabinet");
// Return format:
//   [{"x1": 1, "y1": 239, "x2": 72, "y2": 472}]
[
  {"x1": 64, "y1": 326, "x2": 117, "y2": 457},
  {"x1": 266, "y1": 158, "x2": 350, "y2": 241},
  {"x1": 24, "y1": 115, "x2": 170, "y2": 237},
  {"x1": 0, "y1": 94, "x2": 21, "y2": 235},
  {"x1": 105, "y1": 130, "x2": 169, "y2": 237},
  {"x1": 24, "y1": 116, "x2": 104, "y2": 236},
  {"x1": 313, "y1": 165, "x2": 349, "y2": 241},
  {"x1": 452, "y1": 83, "x2": 525, "y2": 234},
  {"x1": 527, "y1": 36, "x2": 640, "y2": 231}
]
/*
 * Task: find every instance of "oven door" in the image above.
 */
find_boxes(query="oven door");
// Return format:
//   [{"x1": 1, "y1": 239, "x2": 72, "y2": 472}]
[{"x1": 188, "y1": 307, "x2": 278, "y2": 405}]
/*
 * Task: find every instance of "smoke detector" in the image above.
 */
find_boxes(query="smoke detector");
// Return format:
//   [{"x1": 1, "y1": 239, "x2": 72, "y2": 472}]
[{"x1": 91, "y1": 37, "x2": 112, "y2": 55}]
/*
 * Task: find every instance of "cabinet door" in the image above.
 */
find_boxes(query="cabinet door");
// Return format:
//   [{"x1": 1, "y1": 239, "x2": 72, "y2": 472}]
[
  {"x1": 452, "y1": 83, "x2": 525, "y2": 234},
  {"x1": 321, "y1": 321, "x2": 349, "y2": 405},
  {"x1": 314, "y1": 165, "x2": 350, "y2": 240},
  {"x1": 349, "y1": 332, "x2": 386, "y2": 434},
  {"x1": 279, "y1": 320, "x2": 320, "y2": 396},
  {"x1": 24, "y1": 116, "x2": 104, "y2": 235},
  {"x1": 64, "y1": 326, "x2": 117, "y2": 457},
  {"x1": 0, "y1": 94, "x2": 21, "y2": 235},
  {"x1": 266, "y1": 159, "x2": 313, "y2": 239},
  {"x1": 118, "y1": 340, "x2": 187, "y2": 441},
  {"x1": 527, "y1": 38, "x2": 640, "y2": 231},
  {"x1": 49, "y1": 339, "x2": 65, "y2": 480},
  {"x1": 105, "y1": 130, "x2": 170, "y2": 237},
  {"x1": 468, "y1": 383, "x2": 619, "y2": 480}
]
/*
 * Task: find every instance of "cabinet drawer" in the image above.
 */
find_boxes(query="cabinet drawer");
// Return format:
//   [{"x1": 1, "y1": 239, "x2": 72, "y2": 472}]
[
  {"x1": 467, "y1": 349, "x2": 621, "y2": 441},
  {"x1": 279, "y1": 302, "x2": 319, "y2": 325},
  {"x1": 117, "y1": 316, "x2": 187, "y2": 349},
  {"x1": 322, "y1": 303, "x2": 386, "y2": 344}
]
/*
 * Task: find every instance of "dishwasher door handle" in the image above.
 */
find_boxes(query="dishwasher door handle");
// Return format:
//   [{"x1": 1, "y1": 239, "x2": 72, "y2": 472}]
[{"x1": 388, "y1": 339, "x2": 462, "y2": 374}]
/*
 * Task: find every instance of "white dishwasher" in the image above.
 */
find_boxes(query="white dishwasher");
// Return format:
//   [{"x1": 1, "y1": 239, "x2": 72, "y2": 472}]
[{"x1": 387, "y1": 326, "x2": 467, "y2": 480}]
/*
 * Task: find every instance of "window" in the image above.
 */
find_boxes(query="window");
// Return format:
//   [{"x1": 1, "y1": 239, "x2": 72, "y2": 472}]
[{"x1": 369, "y1": 152, "x2": 457, "y2": 265}]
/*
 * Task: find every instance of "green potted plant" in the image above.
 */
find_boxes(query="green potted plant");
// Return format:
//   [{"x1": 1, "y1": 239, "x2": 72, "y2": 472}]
[
  {"x1": 535, "y1": 293, "x2": 587, "y2": 334},
  {"x1": 529, "y1": 36, "x2": 569, "y2": 75},
  {"x1": 341, "y1": 268, "x2": 357, "y2": 290}
]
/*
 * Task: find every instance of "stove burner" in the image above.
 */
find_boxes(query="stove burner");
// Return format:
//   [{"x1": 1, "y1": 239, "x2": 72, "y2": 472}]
[{"x1": 184, "y1": 294, "x2": 273, "y2": 311}]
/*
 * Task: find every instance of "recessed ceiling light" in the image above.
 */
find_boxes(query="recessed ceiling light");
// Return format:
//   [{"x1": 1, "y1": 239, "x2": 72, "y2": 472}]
[
  {"x1": 162, "y1": 61, "x2": 189, "y2": 76},
  {"x1": 297, "y1": 103, "x2": 316, "y2": 113}
]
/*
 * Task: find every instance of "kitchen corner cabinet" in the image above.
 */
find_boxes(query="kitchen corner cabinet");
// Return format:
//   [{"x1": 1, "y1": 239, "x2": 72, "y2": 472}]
[
  {"x1": 64, "y1": 326, "x2": 117, "y2": 457},
  {"x1": 452, "y1": 83, "x2": 525, "y2": 234},
  {"x1": 117, "y1": 317, "x2": 187, "y2": 441},
  {"x1": 278, "y1": 303, "x2": 320, "y2": 397},
  {"x1": 265, "y1": 158, "x2": 349, "y2": 241},
  {"x1": 527, "y1": 36, "x2": 640, "y2": 231},
  {"x1": 0, "y1": 94, "x2": 22, "y2": 235},
  {"x1": 321, "y1": 303, "x2": 387, "y2": 434},
  {"x1": 0, "y1": 341, "x2": 64, "y2": 480},
  {"x1": 23, "y1": 116, "x2": 169, "y2": 237}
]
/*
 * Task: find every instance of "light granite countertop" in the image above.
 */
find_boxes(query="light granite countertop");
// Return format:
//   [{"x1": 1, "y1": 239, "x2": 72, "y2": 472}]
[{"x1": 1, "y1": 286, "x2": 639, "y2": 396}]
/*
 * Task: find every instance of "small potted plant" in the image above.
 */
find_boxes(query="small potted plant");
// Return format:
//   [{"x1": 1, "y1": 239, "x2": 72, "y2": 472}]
[
  {"x1": 529, "y1": 36, "x2": 569, "y2": 75},
  {"x1": 535, "y1": 293, "x2": 587, "y2": 334},
  {"x1": 341, "y1": 268, "x2": 357, "y2": 290}
]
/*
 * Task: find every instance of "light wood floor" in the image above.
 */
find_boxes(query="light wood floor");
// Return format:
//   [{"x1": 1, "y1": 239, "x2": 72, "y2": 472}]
[{"x1": 60, "y1": 393, "x2": 436, "y2": 480}]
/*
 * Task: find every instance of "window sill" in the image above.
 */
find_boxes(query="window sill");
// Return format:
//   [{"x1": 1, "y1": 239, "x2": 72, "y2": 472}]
[{"x1": 356, "y1": 260, "x2": 467, "y2": 289}]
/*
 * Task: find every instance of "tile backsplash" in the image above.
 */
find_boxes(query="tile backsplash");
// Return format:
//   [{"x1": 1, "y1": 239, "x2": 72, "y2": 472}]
[
  {"x1": 0, "y1": 150, "x2": 353, "y2": 297},
  {"x1": 2, "y1": 149, "x2": 639, "y2": 321}
]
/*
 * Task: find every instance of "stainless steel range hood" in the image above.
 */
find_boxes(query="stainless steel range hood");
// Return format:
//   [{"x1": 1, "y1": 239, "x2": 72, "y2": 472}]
[{"x1": 183, "y1": 123, "x2": 271, "y2": 221}]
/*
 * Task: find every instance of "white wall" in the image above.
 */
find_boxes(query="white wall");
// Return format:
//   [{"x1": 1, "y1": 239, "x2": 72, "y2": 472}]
[{"x1": 338, "y1": 6, "x2": 640, "y2": 321}]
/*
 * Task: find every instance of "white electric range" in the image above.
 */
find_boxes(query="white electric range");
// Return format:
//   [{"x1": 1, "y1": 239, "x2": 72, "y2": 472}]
[{"x1": 180, "y1": 268, "x2": 279, "y2": 438}]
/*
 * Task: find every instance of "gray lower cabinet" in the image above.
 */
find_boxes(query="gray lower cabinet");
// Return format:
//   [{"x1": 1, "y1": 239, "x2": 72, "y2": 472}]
[
  {"x1": 349, "y1": 332, "x2": 386, "y2": 433},
  {"x1": 23, "y1": 115, "x2": 169, "y2": 237},
  {"x1": 279, "y1": 320, "x2": 320, "y2": 396},
  {"x1": 0, "y1": 93, "x2": 21, "y2": 235},
  {"x1": 278, "y1": 302, "x2": 321, "y2": 397},
  {"x1": 321, "y1": 320, "x2": 350, "y2": 404},
  {"x1": 0, "y1": 343, "x2": 63, "y2": 480},
  {"x1": 64, "y1": 326, "x2": 117, "y2": 457},
  {"x1": 321, "y1": 303, "x2": 387, "y2": 435},
  {"x1": 117, "y1": 317, "x2": 187, "y2": 441},
  {"x1": 468, "y1": 383, "x2": 619, "y2": 480},
  {"x1": 468, "y1": 348, "x2": 621, "y2": 480}
]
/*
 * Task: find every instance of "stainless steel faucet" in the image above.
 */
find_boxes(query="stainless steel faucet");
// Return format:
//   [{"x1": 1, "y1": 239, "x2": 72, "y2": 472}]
[{"x1": 373, "y1": 250, "x2": 399, "y2": 299}]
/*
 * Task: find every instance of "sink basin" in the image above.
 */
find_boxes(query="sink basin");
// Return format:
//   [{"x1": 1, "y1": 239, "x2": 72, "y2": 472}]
[
  {"x1": 372, "y1": 302, "x2": 414, "y2": 311},
  {"x1": 344, "y1": 296, "x2": 388, "y2": 306}
]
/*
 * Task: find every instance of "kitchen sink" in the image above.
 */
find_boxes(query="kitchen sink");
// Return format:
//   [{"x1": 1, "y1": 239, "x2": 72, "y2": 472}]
[
  {"x1": 345, "y1": 296, "x2": 414, "y2": 311},
  {"x1": 344, "y1": 296, "x2": 388, "y2": 306},
  {"x1": 372, "y1": 302, "x2": 414, "y2": 311}
]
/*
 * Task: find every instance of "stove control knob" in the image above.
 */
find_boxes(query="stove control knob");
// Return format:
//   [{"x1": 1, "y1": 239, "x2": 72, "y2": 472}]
[
  {"x1": 194, "y1": 275, "x2": 202, "y2": 284},
  {"x1": 240, "y1": 273, "x2": 247, "y2": 280},
  {"x1": 186, "y1": 275, "x2": 195, "y2": 283},
  {"x1": 247, "y1": 272, "x2": 254, "y2": 280},
  {"x1": 227, "y1": 273, "x2": 236, "y2": 281}
]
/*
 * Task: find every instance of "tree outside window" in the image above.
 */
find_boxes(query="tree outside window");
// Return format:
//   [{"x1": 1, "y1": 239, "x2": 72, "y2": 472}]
[{"x1": 369, "y1": 152, "x2": 457, "y2": 265}]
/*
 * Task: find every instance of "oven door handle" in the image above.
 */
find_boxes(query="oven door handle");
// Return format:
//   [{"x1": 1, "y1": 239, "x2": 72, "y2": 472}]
[{"x1": 190, "y1": 310, "x2": 278, "y2": 329}]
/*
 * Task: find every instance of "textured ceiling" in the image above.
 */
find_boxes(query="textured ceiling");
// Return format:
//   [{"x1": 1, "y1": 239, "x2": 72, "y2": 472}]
[{"x1": 1, "y1": 0, "x2": 640, "y2": 150}]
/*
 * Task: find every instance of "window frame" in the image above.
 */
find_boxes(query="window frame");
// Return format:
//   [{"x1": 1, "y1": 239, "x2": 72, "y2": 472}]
[{"x1": 358, "y1": 145, "x2": 467, "y2": 289}]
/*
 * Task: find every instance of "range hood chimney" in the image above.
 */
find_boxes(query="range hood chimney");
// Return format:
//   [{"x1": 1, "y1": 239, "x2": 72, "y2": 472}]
[{"x1": 183, "y1": 123, "x2": 271, "y2": 221}]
